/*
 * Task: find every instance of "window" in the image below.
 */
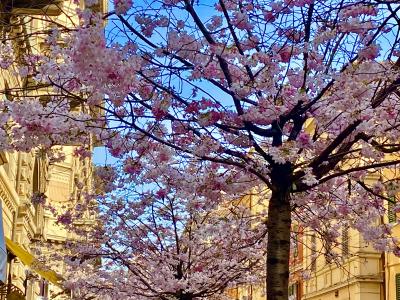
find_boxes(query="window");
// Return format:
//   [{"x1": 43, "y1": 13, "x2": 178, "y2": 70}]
[
  {"x1": 32, "y1": 157, "x2": 40, "y2": 194},
  {"x1": 324, "y1": 239, "x2": 333, "y2": 264},
  {"x1": 39, "y1": 279, "x2": 49, "y2": 300},
  {"x1": 293, "y1": 224, "x2": 299, "y2": 258},
  {"x1": 396, "y1": 273, "x2": 400, "y2": 300},
  {"x1": 388, "y1": 197, "x2": 397, "y2": 223},
  {"x1": 342, "y1": 225, "x2": 349, "y2": 258},
  {"x1": 288, "y1": 282, "x2": 298, "y2": 300},
  {"x1": 293, "y1": 242, "x2": 299, "y2": 258},
  {"x1": 3, "y1": 80, "x2": 13, "y2": 101},
  {"x1": 311, "y1": 234, "x2": 316, "y2": 271}
]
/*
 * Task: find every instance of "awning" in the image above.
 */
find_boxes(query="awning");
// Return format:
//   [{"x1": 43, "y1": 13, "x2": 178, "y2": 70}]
[{"x1": 5, "y1": 238, "x2": 63, "y2": 286}]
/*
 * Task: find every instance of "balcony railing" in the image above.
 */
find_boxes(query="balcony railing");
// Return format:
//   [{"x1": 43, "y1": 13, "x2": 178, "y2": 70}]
[
  {"x1": 0, "y1": 282, "x2": 25, "y2": 300},
  {"x1": 0, "y1": 0, "x2": 63, "y2": 16}
]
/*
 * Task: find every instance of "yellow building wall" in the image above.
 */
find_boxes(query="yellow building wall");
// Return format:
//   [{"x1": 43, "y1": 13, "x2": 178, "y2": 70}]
[
  {"x1": 0, "y1": 1, "x2": 106, "y2": 299},
  {"x1": 302, "y1": 160, "x2": 400, "y2": 300},
  {"x1": 385, "y1": 227, "x2": 400, "y2": 300},
  {"x1": 382, "y1": 164, "x2": 400, "y2": 300},
  {"x1": 226, "y1": 148, "x2": 400, "y2": 300}
]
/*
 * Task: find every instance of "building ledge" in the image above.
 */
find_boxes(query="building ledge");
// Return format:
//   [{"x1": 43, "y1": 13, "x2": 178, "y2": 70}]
[
  {"x1": 11, "y1": 5, "x2": 62, "y2": 16},
  {"x1": 1, "y1": 0, "x2": 63, "y2": 16},
  {"x1": 310, "y1": 252, "x2": 382, "y2": 278},
  {"x1": 303, "y1": 274, "x2": 383, "y2": 299}
]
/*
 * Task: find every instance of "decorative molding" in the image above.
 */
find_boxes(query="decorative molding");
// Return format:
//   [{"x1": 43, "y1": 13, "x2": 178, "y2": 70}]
[
  {"x1": 0, "y1": 152, "x2": 8, "y2": 165},
  {"x1": 303, "y1": 274, "x2": 383, "y2": 299},
  {"x1": 0, "y1": 167, "x2": 19, "y2": 213},
  {"x1": 11, "y1": 5, "x2": 62, "y2": 16}
]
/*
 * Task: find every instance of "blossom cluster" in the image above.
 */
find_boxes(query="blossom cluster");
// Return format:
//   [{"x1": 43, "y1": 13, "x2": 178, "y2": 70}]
[{"x1": 2, "y1": 0, "x2": 400, "y2": 298}]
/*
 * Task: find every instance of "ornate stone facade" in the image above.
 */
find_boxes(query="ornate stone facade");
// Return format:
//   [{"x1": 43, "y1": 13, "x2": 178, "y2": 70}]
[{"x1": 0, "y1": 1, "x2": 106, "y2": 299}]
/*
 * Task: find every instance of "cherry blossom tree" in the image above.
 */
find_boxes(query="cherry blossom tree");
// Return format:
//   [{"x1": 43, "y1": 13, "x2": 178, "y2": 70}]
[
  {"x1": 2, "y1": 0, "x2": 400, "y2": 299},
  {"x1": 61, "y1": 164, "x2": 266, "y2": 300}
]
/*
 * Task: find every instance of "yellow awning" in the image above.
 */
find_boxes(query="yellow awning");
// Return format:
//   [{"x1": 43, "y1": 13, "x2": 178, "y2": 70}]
[
  {"x1": 304, "y1": 118, "x2": 316, "y2": 135},
  {"x1": 5, "y1": 238, "x2": 63, "y2": 286}
]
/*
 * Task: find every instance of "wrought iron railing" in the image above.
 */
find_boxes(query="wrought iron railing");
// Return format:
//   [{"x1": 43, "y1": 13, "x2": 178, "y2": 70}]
[{"x1": 0, "y1": 282, "x2": 25, "y2": 300}]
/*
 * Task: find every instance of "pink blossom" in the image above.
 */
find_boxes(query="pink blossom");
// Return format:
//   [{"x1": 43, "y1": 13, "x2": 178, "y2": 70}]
[
  {"x1": 156, "y1": 189, "x2": 167, "y2": 199},
  {"x1": 0, "y1": 42, "x2": 14, "y2": 69},
  {"x1": 73, "y1": 146, "x2": 92, "y2": 160},
  {"x1": 123, "y1": 158, "x2": 142, "y2": 175},
  {"x1": 114, "y1": 0, "x2": 132, "y2": 15},
  {"x1": 57, "y1": 211, "x2": 73, "y2": 226},
  {"x1": 197, "y1": 111, "x2": 222, "y2": 126},
  {"x1": 297, "y1": 132, "x2": 311, "y2": 148},
  {"x1": 358, "y1": 44, "x2": 381, "y2": 60},
  {"x1": 278, "y1": 47, "x2": 292, "y2": 63},
  {"x1": 5, "y1": 2, "x2": 400, "y2": 298},
  {"x1": 263, "y1": 10, "x2": 276, "y2": 22},
  {"x1": 232, "y1": 12, "x2": 253, "y2": 30},
  {"x1": 185, "y1": 102, "x2": 200, "y2": 114},
  {"x1": 31, "y1": 192, "x2": 47, "y2": 206},
  {"x1": 207, "y1": 16, "x2": 223, "y2": 31}
]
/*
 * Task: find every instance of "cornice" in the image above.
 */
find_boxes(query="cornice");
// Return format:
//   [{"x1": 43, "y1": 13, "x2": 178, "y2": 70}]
[
  {"x1": 303, "y1": 274, "x2": 383, "y2": 299},
  {"x1": 17, "y1": 203, "x2": 36, "y2": 230},
  {"x1": 0, "y1": 167, "x2": 19, "y2": 213}
]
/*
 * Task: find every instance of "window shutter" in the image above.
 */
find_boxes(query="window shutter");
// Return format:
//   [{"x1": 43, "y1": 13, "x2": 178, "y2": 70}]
[
  {"x1": 388, "y1": 198, "x2": 397, "y2": 223},
  {"x1": 342, "y1": 225, "x2": 349, "y2": 258},
  {"x1": 396, "y1": 273, "x2": 400, "y2": 300},
  {"x1": 293, "y1": 225, "x2": 299, "y2": 258},
  {"x1": 311, "y1": 234, "x2": 316, "y2": 271},
  {"x1": 324, "y1": 240, "x2": 333, "y2": 264}
]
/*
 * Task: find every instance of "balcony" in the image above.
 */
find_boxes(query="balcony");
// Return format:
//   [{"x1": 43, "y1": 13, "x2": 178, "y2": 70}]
[
  {"x1": 0, "y1": 282, "x2": 25, "y2": 300},
  {"x1": 0, "y1": 0, "x2": 63, "y2": 16}
]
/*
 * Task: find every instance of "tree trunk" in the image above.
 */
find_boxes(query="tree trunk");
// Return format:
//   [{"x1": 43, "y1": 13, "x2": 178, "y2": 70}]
[{"x1": 266, "y1": 177, "x2": 292, "y2": 300}]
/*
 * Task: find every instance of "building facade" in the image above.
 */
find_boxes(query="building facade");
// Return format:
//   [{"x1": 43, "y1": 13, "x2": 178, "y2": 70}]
[
  {"x1": 231, "y1": 201, "x2": 400, "y2": 300},
  {"x1": 228, "y1": 120, "x2": 400, "y2": 300},
  {"x1": 301, "y1": 164, "x2": 400, "y2": 300},
  {"x1": 230, "y1": 172, "x2": 400, "y2": 300},
  {"x1": 0, "y1": 0, "x2": 106, "y2": 299}
]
